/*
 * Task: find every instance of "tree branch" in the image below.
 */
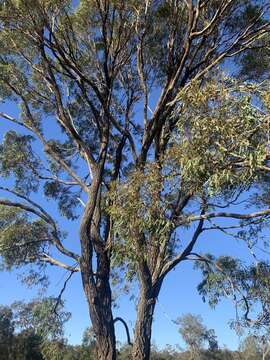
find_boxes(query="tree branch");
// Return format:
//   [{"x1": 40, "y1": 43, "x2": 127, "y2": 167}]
[
  {"x1": 0, "y1": 194, "x2": 79, "y2": 261},
  {"x1": 179, "y1": 208, "x2": 270, "y2": 225},
  {"x1": 41, "y1": 253, "x2": 80, "y2": 272},
  {"x1": 114, "y1": 317, "x2": 133, "y2": 346},
  {"x1": 160, "y1": 211, "x2": 205, "y2": 279}
]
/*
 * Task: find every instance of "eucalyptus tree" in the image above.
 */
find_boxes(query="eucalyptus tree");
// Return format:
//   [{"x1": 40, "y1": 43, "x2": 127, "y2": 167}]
[
  {"x1": 0, "y1": 299, "x2": 69, "y2": 360},
  {"x1": 240, "y1": 335, "x2": 270, "y2": 360},
  {"x1": 0, "y1": 306, "x2": 14, "y2": 360},
  {"x1": 109, "y1": 78, "x2": 270, "y2": 359},
  {"x1": 0, "y1": 1, "x2": 270, "y2": 360},
  {"x1": 196, "y1": 256, "x2": 270, "y2": 360},
  {"x1": 177, "y1": 313, "x2": 218, "y2": 358}
]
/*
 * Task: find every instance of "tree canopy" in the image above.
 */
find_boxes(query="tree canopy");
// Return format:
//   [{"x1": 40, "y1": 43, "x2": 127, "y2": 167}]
[{"x1": 0, "y1": 1, "x2": 270, "y2": 359}]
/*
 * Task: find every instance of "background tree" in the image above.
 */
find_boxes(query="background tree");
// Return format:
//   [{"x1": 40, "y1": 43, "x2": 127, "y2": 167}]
[
  {"x1": 195, "y1": 256, "x2": 270, "y2": 359},
  {"x1": 0, "y1": 1, "x2": 270, "y2": 360},
  {"x1": 13, "y1": 297, "x2": 71, "y2": 360},
  {"x1": 240, "y1": 336, "x2": 262, "y2": 360},
  {"x1": 0, "y1": 298, "x2": 69, "y2": 360},
  {"x1": 176, "y1": 313, "x2": 218, "y2": 359},
  {"x1": 1, "y1": 306, "x2": 265, "y2": 360},
  {"x1": 78, "y1": 327, "x2": 96, "y2": 360},
  {"x1": 0, "y1": 306, "x2": 14, "y2": 360},
  {"x1": 12, "y1": 329, "x2": 43, "y2": 360}
]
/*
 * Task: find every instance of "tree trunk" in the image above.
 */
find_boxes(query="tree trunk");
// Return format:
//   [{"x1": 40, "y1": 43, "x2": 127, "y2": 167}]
[
  {"x1": 132, "y1": 288, "x2": 160, "y2": 360},
  {"x1": 79, "y1": 182, "x2": 117, "y2": 360},
  {"x1": 83, "y1": 281, "x2": 116, "y2": 360},
  {"x1": 80, "y1": 257, "x2": 116, "y2": 360}
]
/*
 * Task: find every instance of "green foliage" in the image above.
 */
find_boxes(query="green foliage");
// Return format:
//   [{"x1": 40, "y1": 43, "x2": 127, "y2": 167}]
[
  {"x1": 0, "y1": 131, "x2": 40, "y2": 194},
  {"x1": 0, "y1": 206, "x2": 50, "y2": 270},
  {"x1": 108, "y1": 162, "x2": 172, "y2": 267},
  {"x1": 0, "y1": 0, "x2": 269, "y2": 358},
  {"x1": 176, "y1": 313, "x2": 218, "y2": 358},
  {"x1": 108, "y1": 76, "x2": 270, "y2": 271},
  {"x1": 171, "y1": 77, "x2": 267, "y2": 195},
  {"x1": 196, "y1": 256, "x2": 270, "y2": 330},
  {"x1": 12, "y1": 329, "x2": 43, "y2": 360},
  {"x1": 44, "y1": 181, "x2": 80, "y2": 220},
  {"x1": 12, "y1": 297, "x2": 71, "y2": 340},
  {"x1": 0, "y1": 305, "x2": 267, "y2": 360},
  {"x1": 0, "y1": 298, "x2": 69, "y2": 360},
  {"x1": 0, "y1": 306, "x2": 14, "y2": 360},
  {"x1": 75, "y1": 326, "x2": 96, "y2": 360}
]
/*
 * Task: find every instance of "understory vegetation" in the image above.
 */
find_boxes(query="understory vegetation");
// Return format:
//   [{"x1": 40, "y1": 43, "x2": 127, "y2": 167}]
[{"x1": 1, "y1": 304, "x2": 269, "y2": 360}]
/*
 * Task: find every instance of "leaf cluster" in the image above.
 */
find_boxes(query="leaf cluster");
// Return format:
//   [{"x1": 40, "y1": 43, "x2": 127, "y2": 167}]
[{"x1": 0, "y1": 205, "x2": 51, "y2": 270}]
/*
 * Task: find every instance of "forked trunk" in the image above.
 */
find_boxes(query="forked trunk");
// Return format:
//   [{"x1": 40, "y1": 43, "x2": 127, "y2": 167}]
[{"x1": 132, "y1": 288, "x2": 160, "y2": 360}]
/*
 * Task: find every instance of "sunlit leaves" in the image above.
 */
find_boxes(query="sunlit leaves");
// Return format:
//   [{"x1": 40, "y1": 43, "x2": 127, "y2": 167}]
[
  {"x1": 2, "y1": 297, "x2": 71, "y2": 360},
  {"x1": 12, "y1": 297, "x2": 71, "y2": 340},
  {"x1": 171, "y1": 77, "x2": 268, "y2": 195},
  {"x1": 107, "y1": 76, "x2": 270, "y2": 270}
]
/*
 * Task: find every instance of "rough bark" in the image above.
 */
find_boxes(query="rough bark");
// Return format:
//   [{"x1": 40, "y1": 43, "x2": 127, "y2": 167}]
[
  {"x1": 87, "y1": 287, "x2": 116, "y2": 360},
  {"x1": 132, "y1": 284, "x2": 162, "y2": 360},
  {"x1": 79, "y1": 179, "x2": 116, "y2": 360},
  {"x1": 81, "y1": 259, "x2": 116, "y2": 360}
]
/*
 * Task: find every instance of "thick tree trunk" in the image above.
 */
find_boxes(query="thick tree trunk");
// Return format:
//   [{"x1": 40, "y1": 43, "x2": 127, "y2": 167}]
[
  {"x1": 80, "y1": 255, "x2": 116, "y2": 360},
  {"x1": 88, "y1": 292, "x2": 116, "y2": 360},
  {"x1": 79, "y1": 178, "x2": 117, "y2": 360},
  {"x1": 132, "y1": 288, "x2": 160, "y2": 360},
  {"x1": 83, "y1": 280, "x2": 116, "y2": 360}
]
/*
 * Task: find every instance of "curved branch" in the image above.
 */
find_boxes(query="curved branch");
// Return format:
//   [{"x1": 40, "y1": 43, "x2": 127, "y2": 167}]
[
  {"x1": 114, "y1": 317, "x2": 133, "y2": 346},
  {"x1": 53, "y1": 269, "x2": 77, "y2": 315},
  {"x1": 0, "y1": 186, "x2": 53, "y2": 221},
  {"x1": 161, "y1": 211, "x2": 205, "y2": 279},
  {"x1": 0, "y1": 198, "x2": 50, "y2": 223}
]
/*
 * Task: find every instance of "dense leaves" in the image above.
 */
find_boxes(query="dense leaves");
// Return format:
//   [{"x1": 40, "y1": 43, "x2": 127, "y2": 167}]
[
  {"x1": 0, "y1": 131, "x2": 40, "y2": 194},
  {"x1": 0, "y1": 206, "x2": 51, "y2": 269},
  {"x1": 108, "y1": 78, "x2": 270, "y2": 270},
  {"x1": 0, "y1": 298, "x2": 70, "y2": 360}
]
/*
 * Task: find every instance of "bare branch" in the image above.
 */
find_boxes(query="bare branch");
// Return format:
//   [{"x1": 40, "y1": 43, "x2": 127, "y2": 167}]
[
  {"x1": 179, "y1": 208, "x2": 270, "y2": 225},
  {"x1": 53, "y1": 269, "x2": 77, "y2": 316},
  {"x1": 41, "y1": 253, "x2": 80, "y2": 272},
  {"x1": 160, "y1": 211, "x2": 205, "y2": 279},
  {"x1": 114, "y1": 317, "x2": 133, "y2": 346}
]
